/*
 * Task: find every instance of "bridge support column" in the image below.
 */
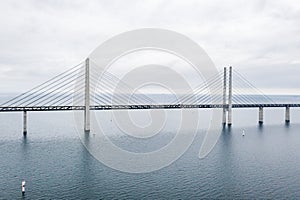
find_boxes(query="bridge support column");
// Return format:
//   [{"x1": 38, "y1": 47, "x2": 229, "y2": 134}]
[
  {"x1": 259, "y1": 107, "x2": 263, "y2": 124},
  {"x1": 222, "y1": 67, "x2": 227, "y2": 126},
  {"x1": 227, "y1": 66, "x2": 232, "y2": 126},
  {"x1": 285, "y1": 106, "x2": 290, "y2": 123},
  {"x1": 84, "y1": 58, "x2": 90, "y2": 132},
  {"x1": 23, "y1": 111, "x2": 27, "y2": 136}
]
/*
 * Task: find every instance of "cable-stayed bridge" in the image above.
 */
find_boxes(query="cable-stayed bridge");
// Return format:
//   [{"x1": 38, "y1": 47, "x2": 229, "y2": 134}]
[{"x1": 0, "y1": 58, "x2": 299, "y2": 134}]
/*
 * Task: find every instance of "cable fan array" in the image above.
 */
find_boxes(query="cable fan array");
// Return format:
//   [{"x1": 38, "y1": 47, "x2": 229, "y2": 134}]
[
  {"x1": 0, "y1": 63, "x2": 276, "y2": 108},
  {"x1": 232, "y1": 69, "x2": 276, "y2": 105},
  {"x1": 0, "y1": 61, "x2": 156, "y2": 107},
  {"x1": 170, "y1": 71, "x2": 224, "y2": 105},
  {"x1": 1, "y1": 62, "x2": 85, "y2": 107}
]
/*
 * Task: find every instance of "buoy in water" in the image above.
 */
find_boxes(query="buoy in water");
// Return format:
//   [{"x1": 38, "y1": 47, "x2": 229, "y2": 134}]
[
  {"x1": 242, "y1": 130, "x2": 245, "y2": 136},
  {"x1": 21, "y1": 180, "x2": 25, "y2": 195}
]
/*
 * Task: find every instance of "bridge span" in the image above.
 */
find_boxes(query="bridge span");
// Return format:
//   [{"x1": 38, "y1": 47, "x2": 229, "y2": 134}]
[
  {"x1": 0, "y1": 103, "x2": 299, "y2": 112},
  {"x1": 0, "y1": 59, "x2": 298, "y2": 135}
]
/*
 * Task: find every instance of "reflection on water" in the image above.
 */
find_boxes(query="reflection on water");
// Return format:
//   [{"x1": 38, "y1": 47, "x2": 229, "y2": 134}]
[{"x1": 0, "y1": 108, "x2": 300, "y2": 198}]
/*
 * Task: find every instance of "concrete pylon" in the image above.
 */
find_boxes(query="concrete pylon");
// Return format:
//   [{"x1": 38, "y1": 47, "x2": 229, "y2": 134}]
[
  {"x1": 23, "y1": 111, "x2": 27, "y2": 136},
  {"x1": 227, "y1": 66, "x2": 232, "y2": 126},
  {"x1": 259, "y1": 107, "x2": 263, "y2": 124},
  {"x1": 84, "y1": 58, "x2": 90, "y2": 132},
  {"x1": 222, "y1": 67, "x2": 227, "y2": 126},
  {"x1": 285, "y1": 106, "x2": 290, "y2": 123}
]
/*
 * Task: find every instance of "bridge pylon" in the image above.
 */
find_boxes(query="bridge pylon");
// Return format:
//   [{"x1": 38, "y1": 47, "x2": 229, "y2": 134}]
[
  {"x1": 222, "y1": 67, "x2": 227, "y2": 126},
  {"x1": 84, "y1": 58, "x2": 90, "y2": 132},
  {"x1": 227, "y1": 66, "x2": 233, "y2": 126}
]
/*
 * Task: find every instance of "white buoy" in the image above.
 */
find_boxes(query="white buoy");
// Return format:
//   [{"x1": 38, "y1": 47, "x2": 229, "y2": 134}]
[
  {"x1": 242, "y1": 130, "x2": 245, "y2": 136},
  {"x1": 21, "y1": 180, "x2": 25, "y2": 195}
]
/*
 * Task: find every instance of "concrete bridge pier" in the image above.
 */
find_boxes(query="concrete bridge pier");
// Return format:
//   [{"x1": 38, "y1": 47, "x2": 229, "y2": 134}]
[
  {"x1": 23, "y1": 111, "x2": 27, "y2": 136},
  {"x1": 259, "y1": 107, "x2": 263, "y2": 124},
  {"x1": 285, "y1": 106, "x2": 290, "y2": 123},
  {"x1": 84, "y1": 58, "x2": 90, "y2": 132}
]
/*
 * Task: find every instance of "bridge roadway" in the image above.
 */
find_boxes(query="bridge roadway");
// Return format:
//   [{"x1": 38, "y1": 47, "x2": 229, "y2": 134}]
[{"x1": 0, "y1": 104, "x2": 300, "y2": 112}]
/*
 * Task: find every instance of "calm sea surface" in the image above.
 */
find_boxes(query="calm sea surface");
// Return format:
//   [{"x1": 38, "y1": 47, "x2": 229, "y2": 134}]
[{"x1": 0, "y1": 95, "x2": 300, "y2": 199}]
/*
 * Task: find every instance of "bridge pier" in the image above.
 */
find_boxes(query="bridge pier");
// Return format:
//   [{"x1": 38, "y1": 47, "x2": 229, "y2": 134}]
[
  {"x1": 259, "y1": 107, "x2": 263, "y2": 124},
  {"x1": 285, "y1": 106, "x2": 290, "y2": 123},
  {"x1": 84, "y1": 58, "x2": 90, "y2": 132},
  {"x1": 222, "y1": 67, "x2": 227, "y2": 126},
  {"x1": 23, "y1": 111, "x2": 27, "y2": 136},
  {"x1": 227, "y1": 66, "x2": 232, "y2": 126}
]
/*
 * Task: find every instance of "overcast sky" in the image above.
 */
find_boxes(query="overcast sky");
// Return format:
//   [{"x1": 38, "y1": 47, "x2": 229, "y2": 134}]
[{"x1": 0, "y1": 0, "x2": 299, "y2": 94}]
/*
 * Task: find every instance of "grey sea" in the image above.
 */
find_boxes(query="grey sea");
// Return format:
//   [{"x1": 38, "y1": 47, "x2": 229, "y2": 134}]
[{"x1": 0, "y1": 94, "x2": 300, "y2": 199}]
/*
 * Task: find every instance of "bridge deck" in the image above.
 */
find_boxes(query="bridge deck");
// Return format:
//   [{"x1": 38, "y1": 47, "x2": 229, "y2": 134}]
[{"x1": 0, "y1": 104, "x2": 300, "y2": 112}]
